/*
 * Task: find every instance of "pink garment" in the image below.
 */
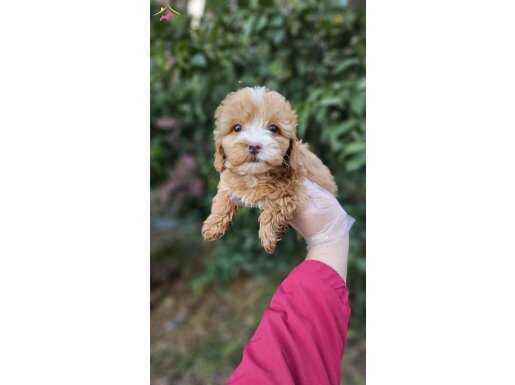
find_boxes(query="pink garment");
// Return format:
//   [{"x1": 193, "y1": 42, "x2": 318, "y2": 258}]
[{"x1": 227, "y1": 260, "x2": 351, "y2": 385}]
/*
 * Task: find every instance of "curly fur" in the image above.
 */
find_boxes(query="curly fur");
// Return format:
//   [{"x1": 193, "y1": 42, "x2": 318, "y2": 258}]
[{"x1": 202, "y1": 87, "x2": 337, "y2": 253}]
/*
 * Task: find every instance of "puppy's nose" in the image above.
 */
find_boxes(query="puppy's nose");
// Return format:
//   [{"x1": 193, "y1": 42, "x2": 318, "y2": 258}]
[{"x1": 248, "y1": 144, "x2": 262, "y2": 155}]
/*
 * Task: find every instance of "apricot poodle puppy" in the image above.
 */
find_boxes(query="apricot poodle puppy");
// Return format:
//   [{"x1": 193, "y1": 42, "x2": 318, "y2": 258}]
[{"x1": 202, "y1": 86, "x2": 337, "y2": 254}]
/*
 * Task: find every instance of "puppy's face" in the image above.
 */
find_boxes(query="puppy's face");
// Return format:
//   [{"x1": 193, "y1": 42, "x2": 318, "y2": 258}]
[{"x1": 213, "y1": 87, "x2": 298, "y2": 175}]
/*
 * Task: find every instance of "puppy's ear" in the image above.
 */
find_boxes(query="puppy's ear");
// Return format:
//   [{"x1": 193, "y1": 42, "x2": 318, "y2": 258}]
[
  {"x1": 286, "y1": 139, "x2": 305, "y2": 178},
  {"x1": 213, "y1": 140, "x2": 225, "y2": 172}
]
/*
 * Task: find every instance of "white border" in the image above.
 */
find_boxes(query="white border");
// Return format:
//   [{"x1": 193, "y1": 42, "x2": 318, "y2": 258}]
[
  {"x1": 368, "y1": 1, "x2": 515, "y2": 383},
  {"x1": 1, "y1": 1, "x2": 515, "y2": 383},
  {"x1": 0, "y1": 2, "x2": 150, "y2": 384}
]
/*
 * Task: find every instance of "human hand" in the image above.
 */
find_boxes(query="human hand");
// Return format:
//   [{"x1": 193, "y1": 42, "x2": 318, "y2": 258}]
[{"x1": 290, "y1": 179, "x2": 355, "y2": 280}]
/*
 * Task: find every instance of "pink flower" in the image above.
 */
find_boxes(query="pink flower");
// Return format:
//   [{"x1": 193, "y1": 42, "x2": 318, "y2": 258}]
[
  {"x1": 155, "y1": 116, "x2": 177, "y2": 130},
  {"x1": 160, "y1": 10, "x2": 175, "y2": 21}
]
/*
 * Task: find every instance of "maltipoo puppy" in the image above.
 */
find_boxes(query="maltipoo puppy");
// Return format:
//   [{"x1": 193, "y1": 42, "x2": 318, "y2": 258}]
[{"x1": 202, "y1": 86, "x2": 337, "y2": 254}]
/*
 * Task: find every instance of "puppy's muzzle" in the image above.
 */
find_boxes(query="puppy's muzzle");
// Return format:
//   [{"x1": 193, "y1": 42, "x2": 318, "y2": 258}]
[{"x1": 248, "y1": 143, "x2": 262, "y2": 155}]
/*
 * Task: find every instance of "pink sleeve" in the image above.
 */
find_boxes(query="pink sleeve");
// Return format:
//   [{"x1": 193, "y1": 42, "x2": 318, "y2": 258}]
[{"x1": 227, "y1": 260, "x2": 351, "y2": 385}]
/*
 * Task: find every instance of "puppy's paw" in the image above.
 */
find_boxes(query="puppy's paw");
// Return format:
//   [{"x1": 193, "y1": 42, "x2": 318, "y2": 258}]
[
  {"x1": 259, "y1": 227, "x2": 277, "y2": 254},
  {"x1": 261, "y1": 238, "x2": 277, "y2": 254},
  {"x1": 201, "y1": 217, "x2": 226, "y2": 241}
]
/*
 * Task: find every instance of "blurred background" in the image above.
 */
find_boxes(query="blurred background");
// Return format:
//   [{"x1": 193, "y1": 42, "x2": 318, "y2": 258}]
[{"x1": 150, "y1": 0, "x2": 365, "y2": 384}]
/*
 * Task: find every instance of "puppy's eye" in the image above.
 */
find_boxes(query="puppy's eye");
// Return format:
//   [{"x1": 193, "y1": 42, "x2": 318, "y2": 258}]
[
  {"x1": 233, "y1": 124, "x2": 242, "y2": 132},
  {"x1": 268, "y1": 124, "x2": 279, "y2": 133}
]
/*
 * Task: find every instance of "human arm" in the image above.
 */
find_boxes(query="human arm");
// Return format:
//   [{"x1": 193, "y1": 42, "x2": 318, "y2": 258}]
[
  {"x1": 226, "y1": 180, "x2": 355, "y2": 385},
  {"x1": 290, "y1": 179, "x2": 355, "y2": 280}
]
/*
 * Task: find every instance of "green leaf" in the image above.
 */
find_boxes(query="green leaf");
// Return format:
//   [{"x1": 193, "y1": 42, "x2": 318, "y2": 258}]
[
  {"x1": 191, "y1": 52, "x2": 207, "y2": 67},
  {"x1": 333, "y1": 58, "x2": 360, "y2": 74},
  {"x1": 255, "y1": 15, "x2": 268, "y2": 31},
  {"x1": 343, "y1": 141, "x2": 365, "y2": 155},
  {"x1": 319, "y1": 96, "x2": 343, "y2": 107},
  {"x1": 330, "y1": 120, "x2": 355, "y2": 137},
  {"x1": 346, "y1": 152, "x2": 366, "y2": 171}
]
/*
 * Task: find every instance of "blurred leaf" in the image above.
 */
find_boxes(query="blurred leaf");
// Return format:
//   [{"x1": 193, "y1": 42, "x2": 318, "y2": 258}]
[
  {"x1": 351, "y1": 92, "x2": 365, "y2": 115},
  {"x1": 333, "y1": 58, "x2": 360, "y2": 73},
  {"x1": 345, "y1": 152, "x2": 365, "y2": 171},
  {"x1": 330, "y1": 120, "x2": 355, "y2": 138},
  {"x1": 255, "y1": 15, "x2": 268, "y2": 31},
  {"x1": 320, "y1": 96, "x2": 343, "y2": 107},
  {"x1": 343, "y1": 141, "x2": 365, "y2": 155}
]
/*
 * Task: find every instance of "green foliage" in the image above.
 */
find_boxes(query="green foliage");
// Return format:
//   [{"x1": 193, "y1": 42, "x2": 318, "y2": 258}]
[{"x1": 151, "y1": 0, "x2": 365, "y2": 330}]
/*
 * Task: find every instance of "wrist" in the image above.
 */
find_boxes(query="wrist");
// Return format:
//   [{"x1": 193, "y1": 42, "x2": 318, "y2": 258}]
[{"x1": 305, "y1": 234, "x2": 349, "y2": 280}]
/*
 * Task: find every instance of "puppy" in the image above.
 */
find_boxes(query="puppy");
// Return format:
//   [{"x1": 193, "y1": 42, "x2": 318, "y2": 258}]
[{"x1": 202, "y1": 87, "x2": 337, "y2": 254}]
